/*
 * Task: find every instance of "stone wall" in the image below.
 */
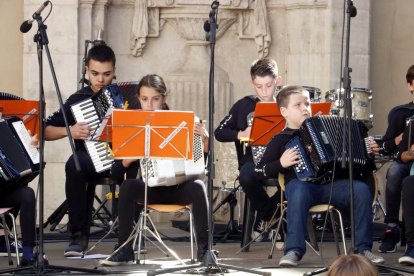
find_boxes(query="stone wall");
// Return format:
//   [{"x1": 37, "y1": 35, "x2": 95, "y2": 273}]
[{"x1": 17, "y1": 0, "x2": 372, "y2": 221}]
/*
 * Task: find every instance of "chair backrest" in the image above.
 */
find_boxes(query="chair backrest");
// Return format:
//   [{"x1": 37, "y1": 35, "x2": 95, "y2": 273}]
[{"x1": 278, "y1": 173, "x2": 285, "y2": 191}]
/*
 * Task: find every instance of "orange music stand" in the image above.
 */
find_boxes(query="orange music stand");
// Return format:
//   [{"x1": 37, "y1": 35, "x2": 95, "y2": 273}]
[
  {"x1": 110, "y1": 109, "x2": 195, "y2": 160},
  {"x1": 249, "y1": 102, "x2": 332, "y2": 146},
  {"x1": 0, "y1": 100, "x2": 40, "y2": 137},
  {"x1": 105, "y1": 109, "x2": 196, "y2": 265}
]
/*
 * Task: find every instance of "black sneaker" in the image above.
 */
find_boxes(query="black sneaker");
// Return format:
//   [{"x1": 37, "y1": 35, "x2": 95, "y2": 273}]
[
  {"x1": 379, "y1": 225, "x2": 400, "y2": 253},
  {"x1": 0, "y1": 240, "x2": 22, "y2": 257},
  {"x1": 251, "y1": 213, "x2": 266, "y2": 242},
  {"x1": 19, "y1": 258, "x2": 35, "y2": 267},
  {"x1": 197, "y1": 243, "x2": 209, "y2": 262},
  {"x1": 399, "y1": 245, "x2": 414, "y2": 265},
  {"x1": 100, "y1": 247, "x2": 134, "y2": 266}
]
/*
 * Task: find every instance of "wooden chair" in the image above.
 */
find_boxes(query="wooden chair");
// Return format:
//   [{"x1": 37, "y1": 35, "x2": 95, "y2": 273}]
[{"x1": 267, "y1": 173, "x2": 347, "y2": 259}]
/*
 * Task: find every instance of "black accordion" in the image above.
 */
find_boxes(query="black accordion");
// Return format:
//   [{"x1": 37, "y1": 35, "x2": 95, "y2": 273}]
[
  {"x1": 0, "y1": 117, "x2": 40, "y2": 189},
  {"x1": 286, "y1": 115, "x2": 373, "y2": 183},
  {"x1": 70, "y1": 84, "x2": 125, "y2": 173}
]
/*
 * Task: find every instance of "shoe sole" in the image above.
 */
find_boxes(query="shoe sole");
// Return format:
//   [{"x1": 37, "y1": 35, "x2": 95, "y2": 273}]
[
  {"x1": 0, "y1": 252, "x2": 22, "y2": 257},
  {"x1": 100, "y1": 260, "x2": 134, "y2": 266},
  {"x1": 399, "y1": 257, "x2": 414, "y2": 266},
  {"x1": 378, "y1": 244, "x2": 398, "y2": 253},
  {"x1": 279, "y1": 261, "x2": 298, "y2": 267},
  {"x1": 64, "y1": 251, "x2": 84, "y2": 257},
  {"x1": 370, "y1": 258, "x2": 385, "y2": 264}
]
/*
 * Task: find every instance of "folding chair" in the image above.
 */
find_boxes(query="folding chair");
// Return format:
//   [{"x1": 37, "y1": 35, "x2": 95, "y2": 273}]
[
  {"x1": 101, "y1": 203, "x2": 197, "y2": 265},
  {"x1": 0, "y1": 208, "x2": 20, "y2": 266},
  {"x1": 267, "y1": 173, "x2": 347, "y2": 259}
]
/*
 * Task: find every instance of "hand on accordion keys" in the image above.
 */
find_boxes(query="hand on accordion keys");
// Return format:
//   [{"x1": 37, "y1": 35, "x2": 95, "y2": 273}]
[
  {"x1": 238, "y1": 127, "x2": 252, "y2": 155},
  {"x1": 366, "y1": 136, "x2": 380, "y2": 156},
  {"x1": 194, "y1": 120, "x2": 209, "y2": 153},
  {"x1": 280, "y1": 147, "x2": 301, "y2": 168},
  {"x1": 69, "y1": 122, "x2": 93, "y2": 140}
]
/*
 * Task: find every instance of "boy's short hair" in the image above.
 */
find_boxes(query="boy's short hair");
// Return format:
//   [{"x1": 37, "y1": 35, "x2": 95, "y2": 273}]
[
  {"x1": 276, "y1": 85, "x2": 307, "y2": 108},
  {"x1": 406, "y1": 64, "x2": 414, "y2": 84},
  {"x1": 250, "y1": 58, "x2": 278, "y2": 79},
  {"x1": 86, "y1": 44, "x2": 116, "y2": 66}
]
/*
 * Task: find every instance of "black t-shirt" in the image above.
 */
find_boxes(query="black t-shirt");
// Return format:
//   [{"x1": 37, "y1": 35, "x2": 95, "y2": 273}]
[
  {"x1": 214, "y1": 95, "x2": 260, "y2": 169},
  {"x1": 45, "y1": 86, "x2": 94, "y2": 151}
]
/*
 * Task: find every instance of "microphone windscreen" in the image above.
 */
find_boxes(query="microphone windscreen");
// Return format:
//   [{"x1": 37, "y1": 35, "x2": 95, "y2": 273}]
[{"x1": 20, "y1": 20, "x2": 32, "y2": 33}]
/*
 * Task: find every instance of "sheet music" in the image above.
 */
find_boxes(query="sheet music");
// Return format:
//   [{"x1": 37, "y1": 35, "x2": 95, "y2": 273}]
[
  {"x1": 90, "y1": 107, "x2": 114, "y2": 141},
  {"x1": 11, "y1": 121, "x2": 39, "y2": 164}
]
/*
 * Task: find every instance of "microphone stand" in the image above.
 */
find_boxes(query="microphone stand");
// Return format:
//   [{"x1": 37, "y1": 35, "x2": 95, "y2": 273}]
[
  {"x1": 147, "y1": 2, "x2": 269, "y2": 275},
  {"x1": 303, "y1": 3, "x2": 358, "y2": 276},
  {"x1": 302, "y1": 3, "x2": 355, "y2": 276},
  {"x1": 0, "y1": 13, "x2": 103, "y2": 275}
]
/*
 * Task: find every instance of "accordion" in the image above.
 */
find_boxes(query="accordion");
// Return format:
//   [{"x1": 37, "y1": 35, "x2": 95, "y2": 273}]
[
  {"x1": 286, "y1": 115, "x2": 372, "y2": 183},
  {"x1": 71, "y1": 84, "x2": 125, "y2": 173},
  {"x1": 140, "y1": 132, "x2": 205, "y2": 187},
  {"x1": 0, "y1": 117, "x2": 40, "y2": 187}
]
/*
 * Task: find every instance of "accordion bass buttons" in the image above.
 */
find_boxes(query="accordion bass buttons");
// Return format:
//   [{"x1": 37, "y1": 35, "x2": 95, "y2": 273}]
[{"x1": 292, "y1": 145, "x2": 307, "y2": 173}]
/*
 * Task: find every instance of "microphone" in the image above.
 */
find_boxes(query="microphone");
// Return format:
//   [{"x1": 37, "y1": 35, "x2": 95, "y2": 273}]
[
  {"x1": 203, "y1": 1, "x2": 219, "y2": 41},
  {"x1": 19, "y1": 1, "x2": 50, "y2": 33},
  {"x1": 92, "y1": 29, "x2": 106, "y2": 46}
]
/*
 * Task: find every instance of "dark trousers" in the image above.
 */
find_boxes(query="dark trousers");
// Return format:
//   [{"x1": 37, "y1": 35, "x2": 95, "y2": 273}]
[
  {"x1": 238, "y1": 162, "x2": 278, "y2": 221},
  {"x1": 402, "y1": 175, "x2": 414, "y2": 245},
  {"x1": 0, "y1": 185, "x2": 36, "y2": 247},
  {"x1": 384, "y1": 161, "x2": 411, "y2": 224},
  {"x1": 118, "y1": 179, "x2": 209, "y2": 251},
  {"x1": 65, "y1": 151, "x2": 109, "y2": 237}
]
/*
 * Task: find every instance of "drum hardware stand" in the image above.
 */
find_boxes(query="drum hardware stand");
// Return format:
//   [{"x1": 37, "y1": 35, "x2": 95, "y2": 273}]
[
  {"x1": 147, "y1": 2, "x2": 269, "y2": 275},
  {"x1": 0, "y1": 2, "x2": 104, "y2": 274},
  {"x1": 213, "y1": 183, "x2": 242, "y2": 242},
  {"x1": 44, "y1": 196, "x2": 115, "y2": 233},
  {"x1": 372, "y1": 190, "x2": 386, "y2": 222}
]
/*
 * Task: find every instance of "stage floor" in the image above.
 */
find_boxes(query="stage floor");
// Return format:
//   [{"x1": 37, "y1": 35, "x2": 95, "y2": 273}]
[{"x1": 0, "y1": 223, "x2": 413, "y2": 275}]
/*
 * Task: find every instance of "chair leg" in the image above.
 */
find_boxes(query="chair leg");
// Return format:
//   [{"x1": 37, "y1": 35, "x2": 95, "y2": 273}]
[
  {"x1": 240, "y1": 197, "x2": 255, "y2": 252},
  {"x1": 267, "y1": 203, "x2": 287, "y2": 259},
  {"x1": 333, "y1": 208, "x2": 347, "y2": 255},
  {"x1": 307, "y1": 213, "x2": 319, "y2": 252},
  {"x1": 85, "y1": 216, "x2": 119, "y2": 254},
  {"x1": 1, "y1": 213, "x2": 19, "y2": 266},
  {"x1": 329, "y1": 209, "x2": 341, "y2": 255},
  {"x1": 187, "y1": 207, "x2": 195, "y2": 263},
  {"x1": 0, "y1": 214, "x2": 12, "y2": 266}
]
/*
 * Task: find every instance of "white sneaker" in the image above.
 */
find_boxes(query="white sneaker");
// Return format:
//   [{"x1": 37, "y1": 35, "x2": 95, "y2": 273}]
[
  {"x1": 279, "y1": 250, "x2": 301, "y2": 267},
  {"x1": 361, "y1": 250, "x2": 385, "y2": 264}
]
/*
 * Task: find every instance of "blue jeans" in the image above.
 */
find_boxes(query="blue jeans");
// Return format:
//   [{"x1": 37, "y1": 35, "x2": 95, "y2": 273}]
[
  {"x1": 385, "y1": 161, "x2": 412, "y2": 224},
  {"x1": 285, "y1": 178, "x2": 373, "y2": 257}
]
